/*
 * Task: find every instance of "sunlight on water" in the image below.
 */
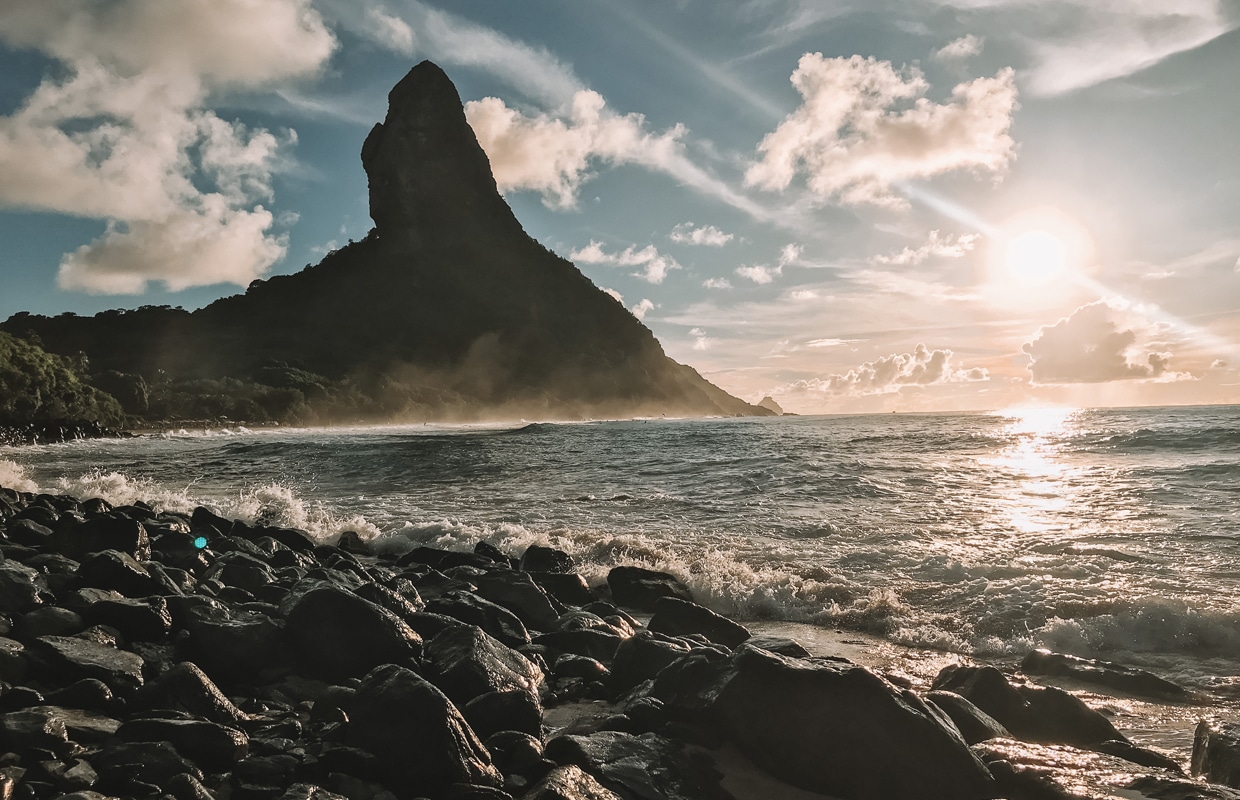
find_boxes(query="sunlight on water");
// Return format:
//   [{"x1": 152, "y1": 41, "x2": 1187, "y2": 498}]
[{"x1": 983, "y1": 407, "x2": 1080, "y2": 534}]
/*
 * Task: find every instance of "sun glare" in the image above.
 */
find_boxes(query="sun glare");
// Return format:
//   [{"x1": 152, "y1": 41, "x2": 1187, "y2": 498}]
[
  {"x1": 1004, "y1": 230, "x2": 1066, "y2": 285},
  {"x1": 984, "y1": 207, "x2": 1094, "y2": 306}
]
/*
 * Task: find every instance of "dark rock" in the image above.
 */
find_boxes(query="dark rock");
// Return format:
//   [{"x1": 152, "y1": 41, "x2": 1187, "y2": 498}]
[
  {"x1": 43, "y1": 679, "x2": 114, "y2": 712},
  {"x1": 0, "y1": 685, "x2": 43, "y2": 711},
  {"x1": 191, "y1": 506, "x2": 233, "y2": 538},
  {"x1": 118, "y1": 717, "x2": 249, "y2": 771},
  {"x1": 520, "y1": 545, "x2": 575, "y2": 574},
  {"x1": 530, "y1": 573, "x2": 596, "y2": 607},
  {"x1": 474, "y1": 541, "x2": 509, "y2": 565},
  {"x1": 423, "y1": 625, "x2": 543, "y2": 708},
  {"x1": 427, "y1": 592, "x2": 531, "y2": 647},
  {"x1": 1020, "y1": 649, "x2": 1192, "y2": 702},
  {"x1": 346, "y1": 664, "x2": 502, "y2": 793},
  {"x1": 403, "y1": 611, "x2": 469, "y2": 641},
  {"x1": 354, "y1": 581, "x2": 425, "y2": 622},
  {"x1": 545, "y1": 731, "x2": 730, "y2": 800},
  {"x1": 610, "y1": 631, "x2": 693, "y2": 692},
  {"x1": 1128, "y1": 774, "x2": 1240, "y2": 799},
  {"x1": 50, "y1": 515, "x2": 150, "y2": 561},
  {"x1": 976, "y1": 738, "x2": 1200, "y2": 800},
  {"x1": 534, "y1": 630, "x2": 624, "y2": 663},
  {"x1": 742, "y1": 636, "x2": 810, "y2": 658},
  {"x1": 140, "y1": 662, "x2": 250, "y2": 725},
  {"x1": 81, "y1": 596, "x2": 172, "y2": 642},
  {"x1": 207, "y1": 552, "x2": 275, "y2": 595},
  {"x1": 39, "y1": 757, "x2": 99, "y2": 792},
  {"x1": 27, "y1": 635, "x2": 145, "y2": 696},
  {"x1": 401, "y1": 546, "x2": 494, "y2": 571},
  {"x1": 712, "y1": 647, "x2": 996, "y2": 800},
  {"x1": 77, "y1": 549, "x2": 157, "y2": 597},
  {"x1": 523, "y1": 764, "x2": 623, "y2": 800},
  {"x1": 0, "y1": 562, "x2": 50, "y2": 612},
  {"x1": 15, "y1": 606, "x2": 84, "y2": 640},
  {"x1": 5, "y1": 518, "x2": 52, "y2": 547},
  {"x1": 337, "y1": 530, "x2": 371, "y2": 556},
  {"x1": 0, "y1": 637, "x2": 27, "y2": 683},
  {"x1": 0, "y1": 708, "x2": 70, "y2": 755},
  {"x1": 284, "y1": 585, "x2": 423, "y2": 681},
  {"x1": 484, "y1": 730, "x2": 547, "y2": 780},
  {"x1": 278, "y1": 785, "x2": 349, "y2": 800},
  {"x1": 1093, "y1": 739, "x2": 1183, "y2": 774},
  {"x1": 648, "y1": 597, "x2": 750, "y2": 649},
  {"x1": 1194, "y1": 720, "x2": 1240, "y2": 787},
  {"x1": 927, "y1": 690, "x2": 1012, "y2": 745},
  {"x1": 254, "y1": 526, "x2": 317, "y2": 554},
  {"x1": 932, "y1": 664, "x2": 1126, "y2": 748},
  {"x1": 463, "y1": 689, "x2": 543, "y2": 739},
  {"x1": 93, "y1": 741, "x2": 203, "y2": 791},
  {"x1": 182, "y1": 603, "x2": 290, "y2": 685},
  {"x1": 167, "y1": 772, "x2": 221, "y2": 800},
  {"x1": 471, "y1": 572, "x2": 560, "y2": 633},
  {"x1": 555, "y1": 655, "x2": 609, "y2": 681},
  {"x1": 607, "y1": 567, "x2": 692, "y2": 612},
  {"x1": 27, "y1": 705, "x2": 120, "y2": 743}
]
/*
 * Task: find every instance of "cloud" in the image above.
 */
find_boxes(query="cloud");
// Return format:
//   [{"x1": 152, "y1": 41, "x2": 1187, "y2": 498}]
[
  {"x1": 745, "y1": 53, "x2": 1018, "y2": 207},
  {"x1": 787, "y1": 344, "x2": 987, "y2": 395},
  {"x1": 632, "y1": 299, "x2": 655, "y2": 320},
  {"x1": 871, "y1": 230, "x2": 979, "y2": 265},
  {"x1": 0, "y1": 0, "x2": 335, "y2": 294},
  {"x1": 602, "y1": 287, "x2": 624, "y2": 304},
  {"x1": 703, "y1": 278, "x2": 734, "y2": 290},
  {"x1": 933, "y1": 35, "x2": 984, "y2": 62},
  {"x1": 736, "y1": 243, "x2": 803, "y2": 284},
  {"x1": 569, "y1": 240, "x2": 682, "y2": 284},
  {"x1": 689, "y1": 328, "x2": 712, "y2": 350},
  {"x1": 1022, "y1": 301, "x2": 1178, "y2": 384},
  {"x1": 670, "y1": 222, "x2": 734, "y2": 246}
]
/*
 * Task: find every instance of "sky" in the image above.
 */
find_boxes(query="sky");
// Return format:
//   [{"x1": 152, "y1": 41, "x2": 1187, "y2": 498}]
[{"x1": 1, "y1": 0, "x2": 1239, "y2": 414}]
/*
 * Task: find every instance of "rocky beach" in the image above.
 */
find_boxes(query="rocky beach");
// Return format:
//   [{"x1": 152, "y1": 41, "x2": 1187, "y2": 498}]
[{"x1": 0, "y1": 480, "x2": 1237, "y2": 800}]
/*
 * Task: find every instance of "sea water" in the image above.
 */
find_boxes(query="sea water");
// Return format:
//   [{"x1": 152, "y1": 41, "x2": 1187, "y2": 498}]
[{"x1": 3, "y1": 405, "x2": 1240, "y2": 710}]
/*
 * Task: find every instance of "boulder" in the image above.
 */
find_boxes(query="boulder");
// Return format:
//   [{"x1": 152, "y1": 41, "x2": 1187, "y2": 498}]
[
  {"x1": 463, "y1": 689, "x2": 543, "y2": 739},
  {"x1": 607, "y1": 567, "x2": 692, "y2": 611},
  {"x1": 27, "y1": 635, "x2": 145, "y2": 696},
  {"x1": 14, "y1": 606, "x2": 83, "y2": 639},
  {"x1": 92, "y1": 741, "x2": 203, "y2": 793},
  {"x1": 926, "y1": 690, "x2": 1011, "y2": 745},
  {"x1": 1194, "y1": 720, "x2": 1240, "y2": 788},
  {"x1": 284, "y1": 584, "x2": 423, "y2": 681},
  {"x1": 401, "y1": 546, "x2": 495, "y2": 571},
  {"x1": 80, "y1": 596, "x2": 172, "y2": 642},
  {"x1": 648, "y1": 597, "x2": 750, "y2": 649},
  {"x1": 0, "y1": 636, "x2": 28, "y2": 683},
  {"x1": 5, "y1": 518, "x2": 52, "y2": 547},
  {"x1": 531, "y1": 573, "x2": 597, "y2": 607},
  {"x1": 0, "y1": 708, "x2": 70, "y2": 755},
  {"x1": 472, "y1": 571, "x2": 560, "y2": 632},
  {"x1": 26, "y1": 705, "x2": 120, "y2": 743},
  {"x1": 43, "y1": 679, "x2": 114, "y2": 713},
  {"x1": 182, "y1": 603, "x2": 290, "y2": 685},
  {"x1": 77, "y1": 549, "x2": 158, "y2": 597},
  {"x1": 534, "y1": 630, "x2": 624, "y2": 663},
  {"x1": 610, "y1": 631, "x2": 693, "y2": 692},
  {"x1": 520, "y1": 545, "x2": 575, "y2": 574},
  {"x1": 1020, "y1": 649, "x2": 1191, "y2": 702},
  {"x1": 279, "y1": 785, "x2": 349, "y2": 800},
  {"x1": 0, "y1": 561, "x2": 50, "y2": 612},
  {"x1": 524, "y1": 765, "x2": 622, "y2": 800},
  {"x1": 712, "y1": 648, "x2": 996, "y2": 799},
  {"x1": 428, "y1": 591, "x2": 531, "y2": 647},
  {"x1": 50, "y1": 515, "x2": 150, "y2": 561},
  {"x1": 117, "y1": 717, "x2": 249, "y2": 771},
  {"x1": 207, "y1": 551, "x2": 276, "y2": 595},
  {"x1": 423, "y1": 624, "x2": 543, "y2": 708},
  {"x1": 545, "y1": 731, "x2": 730, "y2": 800},
  {"x1": 346, "y1": 664, "x2": 502, "y2": 793}
]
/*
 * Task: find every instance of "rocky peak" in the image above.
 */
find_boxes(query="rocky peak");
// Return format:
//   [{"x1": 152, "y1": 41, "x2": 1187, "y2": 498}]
[{"x1": 361, "y1": 60, "x2": 523, "y2": 246}]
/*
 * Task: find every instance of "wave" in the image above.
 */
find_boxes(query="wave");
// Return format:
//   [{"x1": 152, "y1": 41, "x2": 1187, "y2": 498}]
[
  {"x1": 0, "y1": 459, "x2": 39, "y2": 493},
  {"x1": 1075, "y1": 426, "x2": 1240, "y2": 453}
]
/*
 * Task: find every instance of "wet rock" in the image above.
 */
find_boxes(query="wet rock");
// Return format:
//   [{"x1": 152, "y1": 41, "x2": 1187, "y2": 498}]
[
  {"x1": 118, "y1": 717, "x2": 249, "y2": 771},
  {"x1": 530, "y1": 573, "x2": 596, "y2": 607},
  {"x1": 27, "y1": 705, "x2": 120, "y2": 743},
  {"x1": 167, "y1": 772, "x2": 221, "y2": 800},
  {"x1": 182, "y1": 603, "x2": 290, "y2": 685},
  {"x1": 472, "y1": 572, "x2": 560, "y2": 632},
  {"x1": 428, "y1": 592, "x2": 531, "y2": 647},
  {"x1": 0, "y1": 637, "x2": 27, "y2": 683},
  {"x1": 545, "y1": 731, "x2": 730, "y2": 800},
  {"x1": 554, "y1": 655, "x2": 609, "y2": 681},
  {"x1": 1193, "y1": 720, "x2": 1240, "y2": 788},
  {"x1": 742, "y1": 636, "x2": 810, "y2": 658},
  {"x1": 77, "y1": 549, "x2": 158, "y2": 597},
  {"x1": 1128, "y1": 774, "x2": 1240, "y2": 799},
  {"x1": 254, "y1": 526, "x2": 317, "y2": 554},
  {"x1": 40, "y1": 757, "x2": 99, "y2": 792},
  {"x1": 0, "y1": 708, "x2": 70, "y2": 755},
  {"x1": 81, "y1": 596, "x2": 172, "y2": 642},
  {"x1": 5, "y1": 518, "x2": 52, "y2": 547},
  {"x1": 401, "y1": 546, "x2": 495, "y2": 571},
  {"x1": 27, "y1": 635, "x2": 145, "y2": 696},
  {"x1": 648, "y1": 597, "x2": 750, "y2": 649},
  {"x1": 463, "y1": 689, "x2": 543, "y2": 739},
  {"x1": 278, "y1": 785, "x2": 349, "y2": 800},
  {"x1": 93, "y1": 741, "x2": 203, "y2": 792},
  {"x1": 927, "y1": 690, "x2": 1012, "y2": 745},
  {"x1": 50, "y1": 515, "x2": 150, "y2": 561},
  {"x1": 520, "y1": 545, "x2": 575, "y2": 574},
  {"x1": 1020, "y1": 649, "x2": 1191, "y2": 702},
  {"x1": 140, "y1": 662, "x2": 250, "y2": 725},
  {"x1": 485, "y1": 730, "x2": 548, "y2": 781},
  {"x1": 976, "y1": 738, "x2": 1194, "y2": 800},
  {"x1": 207, "y1": 552, "x2": 276, "y2": 595},
  {"x1": 15, "y1": 606, "x2": 84, "y2": 639},
  {"x1": 354, "y1": 581, "x2": 425, "y2": 622},
  {"x1": 610, "y1": 631, "x2": 693, "y2": 692},
  {"x1": 606, "y1": 567, "x2": 692, "y2": 612},
  {"x1": 43, "y1": 679, "x2": 114, "y2": 713},
  {"x1": 423, "y1": 625, "x2": 543, "y2": 708},
  {"x1": 522, "y1": 764, "x2": 626, "y2": 800},
  {"x1": 932, "y1": 664, "x2": 1126, "y2": 749},
  {"x1": 713, "y1": 647, "x2": 996, "y2": 800},
  {"x1": 0, "y1": 561, "x2": 50, "y2": 612},
  {"x1": 1093, "y1": 739, "x2": 1183, "y2": 774},
  {"x1": 346, "y1": 664, "x2": 502, "y2": 793},
  {"x1": 284, "y1": 585, "x2": 423, "y2": 681}
]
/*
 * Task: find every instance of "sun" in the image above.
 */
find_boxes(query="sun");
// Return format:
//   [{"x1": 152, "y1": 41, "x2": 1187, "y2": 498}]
[{"x1": 1004, "y1": 229, "x2": 1067, "y2": 285}]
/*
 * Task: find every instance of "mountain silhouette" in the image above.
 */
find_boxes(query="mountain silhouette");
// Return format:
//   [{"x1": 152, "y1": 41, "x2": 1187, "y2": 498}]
[{"x1": 2, "y1": 62, "x2": 770, "y2": 422}]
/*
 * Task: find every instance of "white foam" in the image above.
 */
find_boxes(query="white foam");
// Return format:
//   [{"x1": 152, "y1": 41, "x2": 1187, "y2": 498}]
[{"x1": 0, "y1": 459, "x2": 39, "y2": 493}]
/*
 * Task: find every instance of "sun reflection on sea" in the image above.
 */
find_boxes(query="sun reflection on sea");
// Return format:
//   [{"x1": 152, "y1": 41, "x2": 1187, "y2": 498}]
[{"x1": 981, "y1": 407, "x2": 1082, "y2": 535}]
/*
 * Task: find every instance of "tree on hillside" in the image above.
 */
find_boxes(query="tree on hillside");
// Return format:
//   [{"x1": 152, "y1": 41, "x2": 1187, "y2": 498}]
[{"x1": 0, "y1": 332, "x2": 125, "y2": 426}]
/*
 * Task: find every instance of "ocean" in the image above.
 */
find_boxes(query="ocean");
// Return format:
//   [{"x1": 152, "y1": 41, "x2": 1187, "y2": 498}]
[{"x1": 3, "y1": 405, "x2": 1239, "y2": 714}]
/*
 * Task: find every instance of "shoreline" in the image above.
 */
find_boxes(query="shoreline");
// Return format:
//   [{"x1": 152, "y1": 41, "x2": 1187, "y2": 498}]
[{"x1": 0, "y1": 481, "x2": 1234, "y2": 799}]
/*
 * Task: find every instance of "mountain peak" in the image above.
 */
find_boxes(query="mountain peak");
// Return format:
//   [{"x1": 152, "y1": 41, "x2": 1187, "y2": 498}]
[{"x1": 361, "y1": 60, "x2": 520, "y2": 245}]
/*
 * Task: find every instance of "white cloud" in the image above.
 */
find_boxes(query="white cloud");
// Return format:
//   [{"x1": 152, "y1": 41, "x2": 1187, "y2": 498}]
[
  {"x1": 736, "y1": 243, "x2": 802, "y2": 284},
  {"x1": 569, "y1": 240, "x2": 682, "y2": 284},
  {"x1": 871, "y1": 230, "x2": 979, "y2": 265},
  {"x1": 933, "y1": 35, "x2": 984, "y2": 62},
  {"x1": 745, "y1": 53, "x2": 1018, "y2": 207},
  {"x1": 602, "y1": 287, "x2": 624, "y2": 304},
  {"x1": 787, "y1": 344, "x2": 987, "y2": 395},
  {"x1": 1023, "y1": 301, "x2": 1183, "y2": 384},
  {"x1": 670, "y1": 222, "x2": 734, "y2": 246},
  {"x1": 806, "y1": 338, "x2": 859, "y2": 348},
  {"x1": 704, "y1": 278, "x2": 734, "y2": 290},
  {"x1": 632, "y1": 299, "x2": 655, "y2": 320},
  {"x1": 690, "y1": 328, "x2": 713, "y2": 350},
  {"x1": 0, "y1": 0, "x2": 335, "y2": 294}
]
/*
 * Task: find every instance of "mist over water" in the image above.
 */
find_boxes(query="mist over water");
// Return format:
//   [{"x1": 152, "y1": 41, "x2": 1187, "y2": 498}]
[{"x1": 5, "y1": 406, "x2": 1240, "y2": 693}]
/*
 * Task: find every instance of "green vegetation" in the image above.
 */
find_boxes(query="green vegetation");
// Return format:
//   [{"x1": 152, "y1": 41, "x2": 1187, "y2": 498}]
[{"x1": 0, "y1": 331, "x2": 125, "y2": 427}]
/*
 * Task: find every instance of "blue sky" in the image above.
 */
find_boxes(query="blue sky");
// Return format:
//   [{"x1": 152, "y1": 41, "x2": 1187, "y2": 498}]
[{"x1": 1, "y1": 0, "x2": 1238, "y2": 413}]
